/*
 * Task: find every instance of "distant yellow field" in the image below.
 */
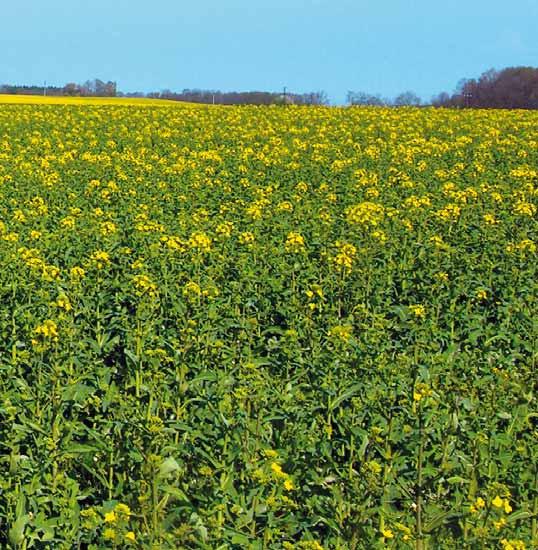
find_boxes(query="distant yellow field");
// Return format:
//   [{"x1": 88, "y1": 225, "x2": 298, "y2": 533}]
[{"x1": 0, "y1": 94, "x2": 200, "y2": 106}]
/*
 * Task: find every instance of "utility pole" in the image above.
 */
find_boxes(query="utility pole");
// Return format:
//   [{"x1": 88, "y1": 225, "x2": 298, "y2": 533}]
[
  {"x1": 283, "y1": 86, "x2": 287, "y2": 104},
  {"x1": 43, "y1": 81, "x2": 47, "y2": 96}
]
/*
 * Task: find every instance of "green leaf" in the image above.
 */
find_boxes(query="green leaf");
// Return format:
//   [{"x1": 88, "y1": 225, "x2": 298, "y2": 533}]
[
  {"x1": 330, "y1": 384, "x2": 362, "y2": 410},
  {"x1": 9, "y1": 514, "x2": 28, "y2": 548},
  {"x1": 447, "y1": 476, "x2": 469, "y2": 484},
  {"x1": 506, "y1": 510, "x2": 533, "y2": 523},
  {"x1": 158, "y1": 456, "x2": 180, "y2": 478},
  {"x1": 423, "y1": 511, "x2": 457, "y2": 533}
]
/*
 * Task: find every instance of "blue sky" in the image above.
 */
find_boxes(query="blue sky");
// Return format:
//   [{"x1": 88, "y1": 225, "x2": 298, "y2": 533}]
[{"x1": 1, "y1": 0, "x2": 537, "y2": 104}]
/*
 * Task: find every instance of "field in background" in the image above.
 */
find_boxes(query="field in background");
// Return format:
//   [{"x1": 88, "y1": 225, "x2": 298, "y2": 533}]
[
  {"x1": 0, "y1": 94, "x2": 197, "y2": 106},
  {"x1": 0, "y1": 104, "x2": 536, "y2": 549}
]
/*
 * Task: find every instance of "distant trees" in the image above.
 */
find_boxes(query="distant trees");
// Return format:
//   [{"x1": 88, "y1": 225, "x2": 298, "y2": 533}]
[
  {"x1": 347, "y1": 91, "x2": 387, "y2": 106},
  {"x1": 1, "y1": 79, "x2": 117, "y2": 97},
  {"x1": 3, "y1": 66, "x2": 536, "y2": 109},
  {"x1": 79, "y1": 79, "x2": 117, "y2": 97},
  {"x1": 0, "y1": 81, "x2": 326, "y2": 105},
  {"x1": 63, "y1": 82, "x2": 80, "y2": 96},
  {"x1": 0, "y1": 83, "x2": 64, "y2": 96},
  {"x1": 432, "y1": 67, "x2": 538, "y2": 109},
  {"x1": 347, "y1": 90, "x2": 422, "y2": 106},
  {"x1": 394, "y1": 91, "x2": 422, "y2": 106},
  {"x1": 152, "y1": 89, "x2": 329, "y2": 105}
]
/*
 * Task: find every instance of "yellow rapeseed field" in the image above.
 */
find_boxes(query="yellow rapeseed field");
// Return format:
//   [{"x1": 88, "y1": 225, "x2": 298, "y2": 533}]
[
  {"x1": 0, "y1": 103, "x2": 536, "y2": 548},
  {"x1": 0, "y1": 93, "x2": 199, "y2": 106}
]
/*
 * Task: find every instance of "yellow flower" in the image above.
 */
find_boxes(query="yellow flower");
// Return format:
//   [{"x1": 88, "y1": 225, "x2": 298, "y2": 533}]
[
  {"x1": 270, "y1": 462, "x2": 285, "y2": 478},
  {"x1": 55, "y1": 295, "x2": 72, "y2": 312},
  {"x1": 70, "y1": 266, "x2": 86, "y2": 279},
  {"x1": 509, "y1": 239, "x2": 536, "y2": 256},
  {"x1": 382, "y1": 529, "x2": 394, "y2": 539},
  {"x1": 366, "y1": 460, "x2": 382, "y2": 475},
  {"x1": 476, "y1": 289, "x2": 488, "y2": 300},
  {"x1": 328, "y1": 325, "x2": 353, "y2": 343},
  {"x1": 34, "y1": 320, "x2": 59, "y2": 340},
  {"x1": 475, "y1": 497, "x2": 485, "y2": 509},
  {"x1": 61, "y1": 216, "x2": 76, "y2": 229},
  {"x1": 115, "y1": 503, "x2": 131, "y2": 516},
  {"x1": 125, "y1": 531, "x2": 136, "y2": 542},
  {"x1": 285, "y1": 232, "x2": 306, "y2": 253},
  {"x1": 216, "y1": 221, "x2": 234, "y2": 237},
  {"x1": 277, "y1": 201, "x2": 293, "y2": 212},
  {"x1": 492, "y1": 495, "x2": 503, "y2": 508},
  {"x1": 409, "y1": 304, "x2": 426, "y2": 319},
  {"x1": 346, "y1": 201, "x2": 384, "y2": 226},
  {"x1": 104, "y1": 511, "x2": 117, "y2": 524},
  {"x1": 513, "y1": 200, "x2": 536, "y2": 216},
  {"x1": 436, "y1": 203, "x2": 461, "y2": 221},
  {"x1": 283, "y1": 478, "x2": 295, "y2": 491},
  {"x1": 100, "y1": 220, "x2": 117, "y2": 236},
  {"x1": 371, "y1": 229, "x2": 387, "y2": 243},
  {"x1": 413, "y1": 383, "x2": 432, "y2": 402},
  {"x1": 239, "y1": 231, "x2": 255, "y2": 245},
  {"x1": 395, "y1": 522, "x2": 412, "y2": 537},
  {"x1": 189, "y1": 232, "x2": 212, "y2": 253},
  {"x1": 133, "y1": 274, "x2": 158, "y2": 297},
  {"x1": 263, "y1": 449, "x2": 278, "y2": 458},
  {"x1": 501, "y1": 539, "x2": 526, "y2": 550},
  {"x1": 183, "y1": 281, "x2": 202, "y2": 299},
  {"x1": 103, "y1": 528, "x2": 116, "y2": 541},
  {"x1": 90, "y1": 250, "x2": 111, "y2": 269}
]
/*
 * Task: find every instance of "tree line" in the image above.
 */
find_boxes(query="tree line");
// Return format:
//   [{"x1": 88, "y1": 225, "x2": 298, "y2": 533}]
[
  {"x1": 1, "y1": 66, "x2": 536, "y2": 107},
  {"x1": 0, "y1": 79, "x2": 328, "y2": 105},
  {"x1": 431, "y1": 67, "x2": 538, "y2": 109},
  {"x1": 347, "y1": 67, "x2": 538, "y2": 109},
  {"x1": 0, "y1": 79, "x2": 117, "y2": 97},
  {"x1": 346, "y1": 90, "x2": 422, "y2": 106},
  {"x1": 146, "y1": 89, "x2": 329, "y2": 105}
]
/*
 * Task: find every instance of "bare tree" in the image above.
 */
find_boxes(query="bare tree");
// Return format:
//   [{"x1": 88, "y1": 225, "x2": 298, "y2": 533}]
[
  {"x1": 433, "y1": 66, "x2": 538, "y2": 109},
  {"x1": 347, "y1": 91, "x2": 387, "y2": 106},
  {"x1": 393, "y1": 91, "x2": 421, "y2": 106},
  {"x1": 63, "y1": 83, "x2": 81, "y2": 96}
]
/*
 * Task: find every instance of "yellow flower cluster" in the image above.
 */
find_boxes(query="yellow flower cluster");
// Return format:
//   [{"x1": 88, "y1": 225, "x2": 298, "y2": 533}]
[
  {"x1": 189, "y1": 231, "x2": 212, "y2": 253},
  {"x1": 413, "y1": 383, "x2": 432, "y2": 402},
  {"x1": 500, "y1": 539, "x2": 526, "y2": 550},
  {"x1": 270, "y1": 462, "x2": 295, "y2": 490},
  {"x1": 100, "y1": 503, "x2": 135, "y2": 543},
  {"x1": 408, "y1": 304, "x2": 426, "y2": 319},
  {"x1": 328, "y1": 324, "x2": 353, "y2": 343},
  {"x1": 345, "y1": 201, "x2": 384, "y2": 226},
  {"x1": 90, "y1": 250, "x2": 111, "y2": 269},
  {"x1": 285, "y1": 232, "x2": 306, "y2": 253},
  {"x1": 333, "y1": 241, "x2": 356, "y2": 271},
  {"x1": 492, "y1": 494, "x2": 512, "y2": 514},
  {"x1": 132, "y1": 274, "x2": 158, "y2": 298},
  {"x1": 34, "y1": 320, "x2": 59, "y2": 340},
  {"x1": 436, "y1": 203, "x2": 461, "y2": 221}
]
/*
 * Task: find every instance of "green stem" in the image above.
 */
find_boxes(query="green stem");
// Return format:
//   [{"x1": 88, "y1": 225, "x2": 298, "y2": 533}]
[
  {"x1": 531, "y1": 466, "x2": 538, "y2": 544},
  {"x1": 416, "y1": 409, "x2": 424, "y2": 550}
]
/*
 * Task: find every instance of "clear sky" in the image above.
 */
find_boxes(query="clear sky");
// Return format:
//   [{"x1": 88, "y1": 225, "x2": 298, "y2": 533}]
[{"x1": 2, "y1": 0, "x2": 537, "y2": 104}]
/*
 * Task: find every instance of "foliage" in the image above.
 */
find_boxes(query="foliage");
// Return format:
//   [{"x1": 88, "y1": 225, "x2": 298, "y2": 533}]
[
  {"x1": 0, "y1": 104, "x2": 536, "y2": 548},
  {"x1": 432, "y1": 66, "x2": 538, "y2": 109}
]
